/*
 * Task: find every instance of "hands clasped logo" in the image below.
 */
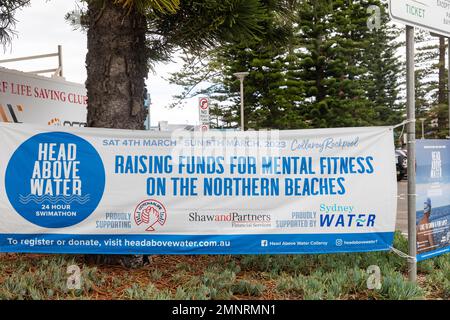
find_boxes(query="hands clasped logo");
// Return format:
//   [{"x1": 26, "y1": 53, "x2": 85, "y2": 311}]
[{"x1": 134, "y1": 199, "x2": 167, "y2": 232}]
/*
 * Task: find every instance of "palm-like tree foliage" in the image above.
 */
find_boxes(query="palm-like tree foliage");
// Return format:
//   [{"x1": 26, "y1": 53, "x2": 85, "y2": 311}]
[
  {"x1": 152, "y1": 0, "x2": 266, "y2": 49},
  {"x1": 114, "y1": 0, "x2": 179, "y2": 13},
  {"x1": 81, "y1": 0, "x2": 274, "y2": 267},
  {"x1": 72, "y1": 0, "x2": 269, "y2": 61}
]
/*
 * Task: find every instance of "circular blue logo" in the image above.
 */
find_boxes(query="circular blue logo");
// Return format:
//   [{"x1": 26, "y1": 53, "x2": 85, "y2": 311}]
[{"x1": 5, "y1": 132, "x2": 105, "y2": 228}]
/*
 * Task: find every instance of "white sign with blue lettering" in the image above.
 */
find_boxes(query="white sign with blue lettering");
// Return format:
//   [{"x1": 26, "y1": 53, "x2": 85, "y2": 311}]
[
  {"x1": 389, "y1": 0, "x2": 450, "y2": 37},
  {"x1": 0, "y1": 123, "x2": 397, "y2": 254}
]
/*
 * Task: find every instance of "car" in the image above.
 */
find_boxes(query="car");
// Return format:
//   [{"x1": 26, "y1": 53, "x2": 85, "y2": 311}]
[{"x1": 395, "y1": 149, "x2": 407, "y2": 181}]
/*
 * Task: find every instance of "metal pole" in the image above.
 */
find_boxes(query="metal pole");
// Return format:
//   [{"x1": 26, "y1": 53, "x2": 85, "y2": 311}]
[
  {"x1": 147, "y1": 94, "x2": 151, "y2": 130},
  {"x1": 421, "y1": 120, "x2": 424, "y2": 139},
  {"x1": 240, "y1": 79, "x2": 245, "y2": 131},
  {"x1": 147, "y1": 106, "x2": 151, "y2": 130},
  {"x1": 406, "y1": 25, "x2": 417, "y2": 283},
  {"x1": 57, "y1": 45, "x2": 63, "y2": 77},
  {"x1": 448, "y1": 38, "x2": 450, "y2": 139},
  {"x1": 0, "y1": 52, "x2": 58, "y2": 63}
]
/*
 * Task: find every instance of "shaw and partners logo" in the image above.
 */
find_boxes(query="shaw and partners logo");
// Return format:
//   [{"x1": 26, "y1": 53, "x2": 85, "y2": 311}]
[
  {"x1": 189, "y1": 212, "x2": 271, "y2": 224},
  {"x1": 5, "y1": 132, "x2": 105, "y2": 228},
  {"x1": 134, "y1": 199, "x2": 167, "y2": 232}
]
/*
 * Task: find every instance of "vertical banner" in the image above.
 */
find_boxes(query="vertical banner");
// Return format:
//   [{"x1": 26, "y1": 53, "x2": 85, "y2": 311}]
[
  {"x1": 416, "y1": 140, "x2": 450, "y2": 261},
  {"x1": 0, "y1": 123, "x2": 397, "y2": 255}
]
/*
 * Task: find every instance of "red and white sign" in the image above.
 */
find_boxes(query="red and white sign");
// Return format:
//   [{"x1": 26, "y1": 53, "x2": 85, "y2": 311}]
[
  {"x1": 199, "y1": 97, "x2": 209, "y2": 110},
  {"x1": 198, "y1": 97, "x2": 210, "y2": 131},
  {"x1": 0, "y1": 67, "x2": 87, "y2": 127}
]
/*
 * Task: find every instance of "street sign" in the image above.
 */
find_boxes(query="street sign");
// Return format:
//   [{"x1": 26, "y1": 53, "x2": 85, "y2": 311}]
[
  {"x1": 198, "y1": 97, "x2": 209, "y2": 131},
  {"x1": 389, "y1": 0, "x2": 450, "y2": 37}
]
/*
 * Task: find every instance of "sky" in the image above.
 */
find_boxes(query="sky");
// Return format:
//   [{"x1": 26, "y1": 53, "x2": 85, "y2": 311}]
[{"x1": 0, "y1": 0, "x2": 200, "y2": 126}]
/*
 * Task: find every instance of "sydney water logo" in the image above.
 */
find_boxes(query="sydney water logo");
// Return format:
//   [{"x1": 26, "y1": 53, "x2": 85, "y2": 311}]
[{"x1": 5, "y1": 132, "x2": 105, "y2": 228}]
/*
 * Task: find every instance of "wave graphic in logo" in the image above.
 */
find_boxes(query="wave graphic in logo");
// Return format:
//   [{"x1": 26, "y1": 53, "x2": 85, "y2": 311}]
[
  {"x1": 6, "y1": 132, "x2": 105, "y2": 228},
  {"x1": 19, "y1": 194, "x2": 91, "y2": 205}
]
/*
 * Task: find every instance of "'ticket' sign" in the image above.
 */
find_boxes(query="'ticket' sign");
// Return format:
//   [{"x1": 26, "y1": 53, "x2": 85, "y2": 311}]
[{"x1": 389, "y1": 0, "x2": 450, "y2": 37}]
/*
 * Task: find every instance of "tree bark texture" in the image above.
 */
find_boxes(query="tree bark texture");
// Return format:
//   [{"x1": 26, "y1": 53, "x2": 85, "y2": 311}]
[
  {"x1": 86, "y1": 0, "x2": 148, "y2": 129},
  {"x1": 85, "y1": 0, "x2": 148, "y2": 267}
]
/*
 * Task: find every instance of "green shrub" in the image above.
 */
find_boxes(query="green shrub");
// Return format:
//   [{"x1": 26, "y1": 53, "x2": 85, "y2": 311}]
[
  {"x1": 378, "y1": 272, "x2": 424, "y2": 300},
  {"x1": 124, "y1": 283, "x2": 172, "y2": 300},
  {"x1": 275, "y1": 274, "x2": 306, "y2": 296},
  {"x1": 200, "y1": 268, "x2": 236, "y2": 299},
  {"x1": 231, "y1": 280, "x2": 265, "y2": 297}
]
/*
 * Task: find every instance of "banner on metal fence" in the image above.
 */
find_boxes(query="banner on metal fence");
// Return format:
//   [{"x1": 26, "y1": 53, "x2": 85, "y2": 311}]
[
  {"x1": 416, "y1": 140, "x2": 450, "y2": 261},
  {"x1": 0, "y1": 123, "x2": 397, "y2": 254}
]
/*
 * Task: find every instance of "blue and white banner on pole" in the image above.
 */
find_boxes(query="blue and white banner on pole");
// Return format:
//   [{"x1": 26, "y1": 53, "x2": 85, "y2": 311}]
[
  {"x1": 416, "y1": 140, "x2": 450, "y2": 261},
  {"x1": 0, "y1": 123, "x2": 397, "y2": 255}
]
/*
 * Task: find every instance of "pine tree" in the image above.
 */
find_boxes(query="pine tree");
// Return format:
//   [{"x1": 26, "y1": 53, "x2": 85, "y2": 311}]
[
  {"x1": 169, "y1": 0, "x2": 403, "y2": 130},
  {"x1": 414, "y1": 30, "x2": 449, "y2": 138},
  {"x1": 363, "y1": 1, "x2": 403, "y2": 125},
  {"x1": 78, "y1": 0, "x2": 271, "y2": 268},
  {"x1": 296, "y1": 0, "x2": 402, "y2": 128},
  {"x1": 169, "y1": 1, "x2": 303, "y2": 130},
  {"x1": 218, "y1": 40, "x2": 306, "y2": 130}
]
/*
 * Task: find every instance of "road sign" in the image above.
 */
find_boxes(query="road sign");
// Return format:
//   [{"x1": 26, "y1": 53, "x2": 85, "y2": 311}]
[
  {"x1": 389, "y1": 0, "x2": 450, "y2": 37},
  {"x1": 199, "y1": 97, "x2": 208, "y2": 110},
  {"x1": 198, "y1": 97, "x2": 209, "y2": 131}
]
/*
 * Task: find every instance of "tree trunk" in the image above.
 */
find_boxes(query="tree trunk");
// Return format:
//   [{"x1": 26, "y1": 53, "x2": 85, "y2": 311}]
[
  {"x1": 85, "y1": 0, "x2": 148, "y2": 268},
  {"x1": 86, "y1": 0, "x2": 148, "y2": 129}
]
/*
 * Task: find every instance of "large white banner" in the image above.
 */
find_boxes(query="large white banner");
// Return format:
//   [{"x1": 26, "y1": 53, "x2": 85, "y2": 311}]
[
  {"x1": 0, "y1": 68, "x2": 87, "y2": 127},
  {"x1": 0, "y1": 123, "x2": 397, "y2": 254}
]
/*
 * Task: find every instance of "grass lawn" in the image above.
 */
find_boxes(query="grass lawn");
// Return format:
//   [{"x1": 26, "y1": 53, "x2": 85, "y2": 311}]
[{"x1": 0, "y1": 232, "x2": 448, "y2": 300}]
